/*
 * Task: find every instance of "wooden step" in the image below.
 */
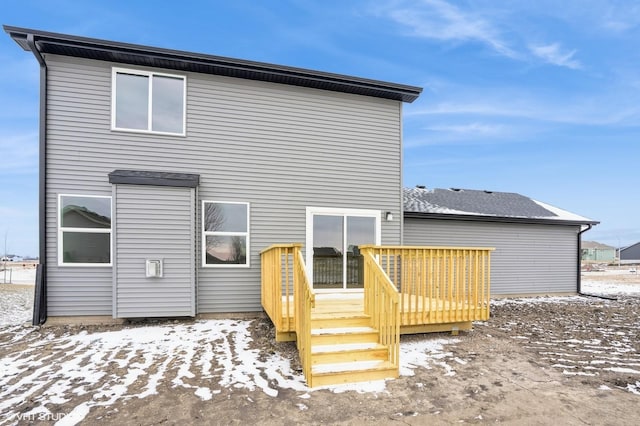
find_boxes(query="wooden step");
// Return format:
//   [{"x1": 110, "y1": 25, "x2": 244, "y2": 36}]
[
  {"x1": 311, "y1": 342, "x2": 389, "y2": 365},
  {"x1": 310, "y1": 314, "x2": 370, "y2": 329},
  {"x1": 310, "y1": 360, "x2": 398, "y2": 387},
  {"x1": 310, "y1": 326, "x2": 379, "y2": 345}
]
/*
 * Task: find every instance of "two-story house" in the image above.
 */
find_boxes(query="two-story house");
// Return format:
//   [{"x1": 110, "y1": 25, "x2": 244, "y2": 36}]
[{"x1": 6, "y1": 26, "x2": 423, "y2": 329}]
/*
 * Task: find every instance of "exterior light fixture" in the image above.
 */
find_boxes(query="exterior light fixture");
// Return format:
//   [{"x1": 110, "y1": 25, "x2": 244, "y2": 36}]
[{"x1": 385, "y1": 211, "x2": 393, "y2": 221}]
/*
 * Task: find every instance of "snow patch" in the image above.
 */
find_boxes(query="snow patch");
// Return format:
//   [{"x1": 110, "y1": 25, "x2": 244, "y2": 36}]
[
  {"x1": 194, "y1": 387, "x2": 213, "y2": 401},
  {"x1": 0, "y1": 320, "x2": 465, "y2": 425},
  {"x1": 627, "y1": 382, "x2": 640, "y2": 395},
  {"x1": 399, "y1": 338, "x2": 460, "y2": 377}
]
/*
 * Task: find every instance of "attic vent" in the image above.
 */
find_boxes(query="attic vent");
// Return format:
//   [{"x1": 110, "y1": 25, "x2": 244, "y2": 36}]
[
  {"x1": 450, "y1": 188, "x2": 461, "y2": 192},
  {"x1": 416, "y1": 185, "x2": 426, "y2": 189},
  {"x1": 484, "y1": 190, "x2": 493, "y2": 194}
]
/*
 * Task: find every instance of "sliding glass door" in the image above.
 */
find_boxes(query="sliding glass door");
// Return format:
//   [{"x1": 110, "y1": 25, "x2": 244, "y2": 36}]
[{"x1": 307, "y1": 208, "x2": 380, "y2": 290}]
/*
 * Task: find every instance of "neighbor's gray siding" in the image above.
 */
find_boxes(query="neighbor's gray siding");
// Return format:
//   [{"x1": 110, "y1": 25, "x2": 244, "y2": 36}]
[
  {"x1": 44, "y1": 54, "x2": 402, "y2": 316},
  {"x1": 113, "y1": 185, "x2": 195, "y2": 318},
  {"x1": 403, "y1": 218, "x2": 579, "y2": 295},
  {"x1": 621, "y1": 243, "x2": 640, "y2": 262}
]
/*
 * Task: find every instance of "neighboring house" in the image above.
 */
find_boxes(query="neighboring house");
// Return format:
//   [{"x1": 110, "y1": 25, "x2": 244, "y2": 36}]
[
  {"x1": 403, "y1": 187, "x2": 598, "y2": 296},
  {"x1": 5, "y1": 26, "x2": 421, "y2": 324},
  {"x1": 581, "y1": 241, "x2": 616, "y2": 263},
  {"x1": 620, "y1": 242, "x2": 640, "y2": 264}
]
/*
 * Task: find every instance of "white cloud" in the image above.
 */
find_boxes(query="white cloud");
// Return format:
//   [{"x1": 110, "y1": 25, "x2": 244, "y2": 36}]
[
  {"x1": 382, "y1": 0, "x2": 517, "y2": 58},
  {"x1": 597, "y1": 2, "x2": 640, "y2": 33},
  {"x1": 373, "y1": 1, "x2": 594, "y2": 70},
  {"x1": 404, "y1": 121, "x2": 524, "y2": 148},
  {"x1": 423, "y1": 122, "x2": 505, "y2": 135},
  {"x1": 529, "y1": 43, "x2": 582, "y2": 69},
  {"x1": 405, "y1": 90, "x2": 640, "y2": 127}
]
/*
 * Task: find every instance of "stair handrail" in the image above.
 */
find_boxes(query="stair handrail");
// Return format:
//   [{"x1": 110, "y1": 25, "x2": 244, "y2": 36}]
[
  {"x1": 293, "y1": 247, "x2": 315, "y2": 387},
  {"x1": 260, "y1": 243, "x2": 301, "y2": 333},
  {"x1": 360, "y1": 247, "x2": 400, "y2": 369}
]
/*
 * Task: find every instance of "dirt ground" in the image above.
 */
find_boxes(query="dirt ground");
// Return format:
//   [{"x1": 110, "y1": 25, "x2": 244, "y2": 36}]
[
  {"x1": 85, "y1": 300, "x2": 640, "y2": 426},
  {"x1": 1, "y1": 273, "x2": 639, "y2": 425}
]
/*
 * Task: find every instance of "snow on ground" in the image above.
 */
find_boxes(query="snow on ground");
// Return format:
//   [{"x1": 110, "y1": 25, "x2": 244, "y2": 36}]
[
  {"x1": 0, "y1": 286, "x2": 33, "y2": 326},
  {"x1": 581, "y1": 279, "x2": 640, "y2": 297},
  {"x1": 581, "y1": 269, "x2": 640, "y2": 295},
  {"x1": 0, "y1": 265, "x2": 36, "y2": 327},
  {"x1": 0, "y1": 265, "x2": 36, "y2": 285},
  {"x1": 492, "y1": 295, "x2": 640, "y2": 395},
  {"x1": 0, "y1": 269, "x2": 637, "y2": 424},
  {"x1": 0, "y1": 320, "x2": 462, "y2": 425}
]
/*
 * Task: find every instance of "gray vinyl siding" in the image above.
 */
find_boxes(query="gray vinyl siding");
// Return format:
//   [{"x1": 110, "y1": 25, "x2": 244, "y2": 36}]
[
  {"x1": 113, "y1": 185, "x2": 195, "y2": 318},
  {"x1": 621, "y1": 243, "x2": 640, "y2": 262},
  {"x1": 44, "y1": 54, "x2": 402, "y2": 316},
  {"x1": 403, "y1": 218, "x2": 580, "y2": 295}
]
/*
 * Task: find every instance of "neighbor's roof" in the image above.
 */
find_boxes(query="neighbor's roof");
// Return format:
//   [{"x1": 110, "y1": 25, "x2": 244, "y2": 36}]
[
  {"x1": 3, "y1": 25, "x2": 422, "y2": 103},
  {"x1": 403, "y1": 187, "x2": 598, "y2": 226},
  {"x1": 620, "y1": 242, "x2": 640, "y2": 252},
  {"x1": 582, "y1": 241, "x2": 615, "y2": 250}
]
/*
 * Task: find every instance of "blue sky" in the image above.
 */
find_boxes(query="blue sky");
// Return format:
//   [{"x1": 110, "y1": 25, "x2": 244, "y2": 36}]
[{"x1": 1, "y1": 0, "x2": 639, "y2": 256}]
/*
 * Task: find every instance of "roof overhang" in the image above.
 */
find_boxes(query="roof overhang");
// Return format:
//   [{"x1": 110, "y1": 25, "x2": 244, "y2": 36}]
[
  {"x1": 404, "y1": 211, "x2": 600, "y2": 227},
  {"x1": 4, "y1": 25, "x2": 423, "y2": 103}
]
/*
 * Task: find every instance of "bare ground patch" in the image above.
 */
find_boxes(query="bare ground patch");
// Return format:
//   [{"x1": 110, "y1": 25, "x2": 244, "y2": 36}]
[
  {"x1": 1, "y1": 297, "x2": 639, "y2": 425},
  {"x1": 2, "y1": 272, "x2": 640, "y2": 425}
]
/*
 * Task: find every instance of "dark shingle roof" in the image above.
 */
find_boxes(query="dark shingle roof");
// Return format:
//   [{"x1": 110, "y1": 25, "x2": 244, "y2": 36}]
[
  {"x1": 403, "y1": 187, "x2": 598, "y2": 225},
  {"x1": 4, "y1": 25, "x2": 422, "y2": 103}
]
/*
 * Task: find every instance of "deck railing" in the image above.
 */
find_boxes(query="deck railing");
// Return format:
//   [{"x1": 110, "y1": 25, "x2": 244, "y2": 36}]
[
  {"x1": 261, "y1": 244, "x2": 315, "y2": 384},
  {"x1": 260, "y1": 244, "x2": 300, "y2": 334},
  {"x1": 360, "y1": 246, "x2": 493, "y2": 325},
  {"x1": 362, "y1": 251, "x2": 400, "y2": 368},
  {"x1": 293, "y1": 248, "x2": 315, "y2": 386}
]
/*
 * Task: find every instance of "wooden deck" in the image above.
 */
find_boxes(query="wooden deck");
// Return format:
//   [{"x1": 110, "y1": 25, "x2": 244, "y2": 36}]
[
  {"x1": 278, "y1": 292, "x2": 486, "y2": 339},
  {"x1": 261, "y1": 244, "x2": 493, "y2": 387}
]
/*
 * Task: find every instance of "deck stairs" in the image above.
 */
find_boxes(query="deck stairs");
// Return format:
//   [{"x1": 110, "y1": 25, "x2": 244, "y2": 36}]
[{"x1": 308, "y1": 294, "x2": 398, "y2": 387}]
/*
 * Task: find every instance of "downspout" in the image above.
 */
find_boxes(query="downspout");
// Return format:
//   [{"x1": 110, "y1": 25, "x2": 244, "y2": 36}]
[
  {"x1": 27, "y1": 34, "x2": 48, "y2": 325},
  {"x1": 398, "y1": 102, "x2": 404, "y2": 246},
  {"x1": 576, "y1": 224, "x2": 592, "y2": 295}
]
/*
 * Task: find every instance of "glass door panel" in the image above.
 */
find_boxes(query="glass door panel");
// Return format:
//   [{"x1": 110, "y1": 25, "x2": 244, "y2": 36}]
[
  {"x1": 312, "y1": 215, "x2": 344, "y2": 289},
  {"x1": 346, "y1": 216, "x2": 376, "y2": 289}
]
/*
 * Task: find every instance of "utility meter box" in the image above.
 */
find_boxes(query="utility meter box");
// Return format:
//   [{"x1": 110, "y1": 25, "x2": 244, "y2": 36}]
[{"x1": 146, "y1": 259, "x2": 163, "y2": 278}]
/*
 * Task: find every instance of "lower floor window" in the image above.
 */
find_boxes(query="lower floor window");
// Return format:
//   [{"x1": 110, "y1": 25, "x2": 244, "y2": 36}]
[
  {"x1": 58, "y1": 194, "x2": 112, "y2": 265},
  {"x1": 202, "y1": 201, "x2": 249, "y2": 266}
]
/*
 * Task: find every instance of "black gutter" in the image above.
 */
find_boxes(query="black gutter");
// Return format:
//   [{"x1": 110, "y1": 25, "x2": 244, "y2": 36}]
[
  {"x1": 404, "y1": 211, "x2": 600, "y2": 227},
  {"x1": 577, "y1": 224, "x2": 593, "y2": 295},
  {"x1": 4, "y1": 25, "x2": 422, "y2": 103},
  {"x1": 27, "y1": 34, "x2": 47, "y2": 326}
]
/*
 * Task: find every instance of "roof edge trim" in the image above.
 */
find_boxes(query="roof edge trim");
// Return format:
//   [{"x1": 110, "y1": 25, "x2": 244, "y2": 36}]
[
  {"x1": 404, "y1": 211, "x2": 600, "y2": 226},
  {"x1": 4, "y1": 25, "x2": 423, "y2": 103}
]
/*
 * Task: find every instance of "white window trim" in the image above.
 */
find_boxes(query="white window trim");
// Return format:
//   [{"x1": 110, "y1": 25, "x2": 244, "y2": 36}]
[
  {"x1": 305, "y1": 207, "x2": 381, "y2": 292},
  {"x1": 111, "y1": 67, "x2": 187, "y2": 136},
  {"x1": 58, "y1": 194, "x2": 113, "y2": 267},
  {"x1": 202, "y1": 200, "x2": 250, "y2": 268}
]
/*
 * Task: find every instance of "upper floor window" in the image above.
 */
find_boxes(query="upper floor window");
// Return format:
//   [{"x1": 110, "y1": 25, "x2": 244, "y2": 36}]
[
  {"x1": 58, "y1": 194, "x2": 112, "y2": 266},
  {"x1": 112, "y1": 68, "x2": 186, "y2": 135}
]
